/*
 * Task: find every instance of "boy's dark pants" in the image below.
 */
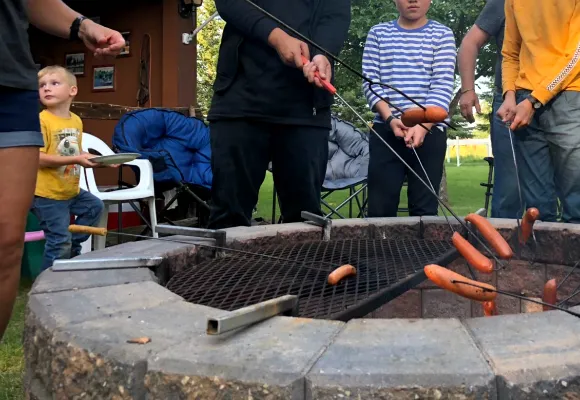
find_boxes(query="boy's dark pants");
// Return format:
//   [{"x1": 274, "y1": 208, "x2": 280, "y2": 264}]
[
  {"x1": 208, "y1": 119, "x2": 329, "y2": 229},
  {"x1": 367, "y1": 122, "x2": 447, "y2": 217},
  {"x1": 31, "y1": 189, "x2": 104, "y2": 270}
]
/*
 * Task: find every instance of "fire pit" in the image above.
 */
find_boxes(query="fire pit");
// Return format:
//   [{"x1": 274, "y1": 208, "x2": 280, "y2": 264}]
[{"x1": 24, "y1": 216, "x2": 580, "y2": 399}]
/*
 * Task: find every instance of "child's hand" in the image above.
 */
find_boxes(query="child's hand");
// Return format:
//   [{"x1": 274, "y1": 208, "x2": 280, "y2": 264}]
[
  {"x1": 405, "y1": 126, "x2": 428, "y2": 148},
  {"x1": 76, "y1": 153, "x2": 99, "y2": 168},
  {"x1": 389, "y1": 118, "x2": 408, "y2": 138},
  {"x1": 108, "y1": 164, "x2": 120, "y2": 168}
]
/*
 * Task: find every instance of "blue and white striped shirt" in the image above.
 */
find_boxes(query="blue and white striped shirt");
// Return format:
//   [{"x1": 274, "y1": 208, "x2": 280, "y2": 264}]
[{"x1": 362, "y1": 20, "x2": 457, "y2": 124}]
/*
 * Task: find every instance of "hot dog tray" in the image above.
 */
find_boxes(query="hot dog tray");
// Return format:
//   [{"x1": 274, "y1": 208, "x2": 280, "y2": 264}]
[{"x1": 166, "y1": 238, "x2": 459, "y2": 321}]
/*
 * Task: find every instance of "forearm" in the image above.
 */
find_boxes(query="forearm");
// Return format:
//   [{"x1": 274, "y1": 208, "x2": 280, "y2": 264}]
[
  {"x1": 426, "y1": 33, "x2": 456, "y2": 112},
  {"x1": 457, "y1": 39, "x2": 480, "y2": 91},
  {"x1": 39, "y1": 153, "x2": 79, "y2": 168},
  {"x1": 214, "y1": 0, "x2": 278, "y2": 45},
  {"x1": 27, "y1": 0, "x2": 81, "y2": 38},
  {"x1": 374, "y1": 101, "x2": 392, "y2": 121}
]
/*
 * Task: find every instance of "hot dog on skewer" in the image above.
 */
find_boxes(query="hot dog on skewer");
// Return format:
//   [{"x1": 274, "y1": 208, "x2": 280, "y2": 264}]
[
  {"x1": 483, "y1": 300, "x2": 498, "y2": 316},
  {"x1": 520, "y1": 207, "x2": 540, "y2": 245},
  {"x1": 401, "y1": 106, "x2": 449, "y2": 127},
  {"x1": 424, "y1": 264, "x2": 497, "y2": 302},
  {"x1": 542, "y1": 278, "x2": 557, "y2": 311},
  {"x1": 452, "y1": 231, "x2": 494, "y2": 274},
  {"x1": 464, "y1": 213, "x2": 514, "y2": 260},
  {"x1": 328, "y1": 264, "x2": 357, "y2": 285}
]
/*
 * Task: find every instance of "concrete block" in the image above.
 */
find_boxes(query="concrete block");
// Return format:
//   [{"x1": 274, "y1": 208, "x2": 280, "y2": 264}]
[
  {"x1": 306, "y1": 318, "x2": 496, "y2": 399},
  {"x1": 146, "y1": 316, "x2": 344, "y2": 400},
  {"x1": 465, "y1": 310, "x2": 580, "y2": 399}
]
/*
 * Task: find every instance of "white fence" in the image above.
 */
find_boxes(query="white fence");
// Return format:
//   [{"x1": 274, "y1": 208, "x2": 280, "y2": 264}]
[{"x1": 446, "y1": 137, "x2": 492, "y2": 166}]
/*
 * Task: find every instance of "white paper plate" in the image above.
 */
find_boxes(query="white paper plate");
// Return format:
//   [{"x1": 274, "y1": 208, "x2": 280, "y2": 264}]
[{"x1": 90, "y1": 153, "x2": 141, "y2": 165}]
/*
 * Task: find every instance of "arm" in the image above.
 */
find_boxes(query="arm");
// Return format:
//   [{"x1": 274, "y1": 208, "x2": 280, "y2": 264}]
[
  {"x1": 362, "y1": 28, "x2": 389, "y2": 118},
  {"x1": 425, "y1": 28, "x2": 456, "y2": 113},
  {"x1": 27, "y1": 0, "x2": 124, "y2": 57},
  {"x1": 532, "y1": 2, "x2": 580, "y2": 104},
  {"x1": 214, "y1": 0, "x2": 279, "y2": 45},
  {"x1": 311, "y1": 0, "x2": 351, "y2": 58},
  {"x1": 501, "y1": 0, "x2": 521, "y2": 97},
  {"x1": 458, "y1": 26, "x2": 490, "y2": 93}
]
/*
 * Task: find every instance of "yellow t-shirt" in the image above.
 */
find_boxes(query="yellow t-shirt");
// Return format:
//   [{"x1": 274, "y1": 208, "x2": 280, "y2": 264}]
[{"x1": 35, "y1": 110, "x2": 83, "y2": 200}]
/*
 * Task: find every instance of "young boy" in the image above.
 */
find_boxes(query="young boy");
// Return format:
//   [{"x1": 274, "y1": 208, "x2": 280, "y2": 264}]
[
  {"x1": 32, "y1": 65, "x2": 105, "y2": 270},
  {"x1": 362, "y1": 0, "x2": 456, "y2": 217}
]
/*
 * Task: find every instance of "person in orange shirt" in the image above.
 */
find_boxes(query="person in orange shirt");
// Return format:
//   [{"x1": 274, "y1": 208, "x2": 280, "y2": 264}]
[{"x1": 497, "y1": 0, "x2": 580, "y2": 223}]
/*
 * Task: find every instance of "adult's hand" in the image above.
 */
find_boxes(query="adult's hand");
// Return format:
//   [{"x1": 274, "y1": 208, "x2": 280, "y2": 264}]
[
  {"x1": 268, "y1": 28, "x2": 310, "y2": 69},
  {"x1": 79, "y1": 19, "x2": 125, "y2": 58},
  {"x1": 497, "y1": 92, "x2": 517, "y2": 124},
  {"x1": 509, "y1": 99, "x2": 535, "y2": 131},
  {"x1": 459, "y1": 90, "x2": 481, "y2": 123},
  {"x1": 303, "y1": 55, "x2": 332, "y2": 89}
]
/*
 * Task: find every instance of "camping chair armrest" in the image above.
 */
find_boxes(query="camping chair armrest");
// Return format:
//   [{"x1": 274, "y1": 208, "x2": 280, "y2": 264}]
[{"x1": 126, "y1": 159, "x2": 154, "y2": 192}]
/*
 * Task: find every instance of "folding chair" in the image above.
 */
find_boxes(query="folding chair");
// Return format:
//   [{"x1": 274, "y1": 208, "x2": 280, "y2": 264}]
[{"x1": 112, "y1": 108, "x2": 212, "y2": 230}]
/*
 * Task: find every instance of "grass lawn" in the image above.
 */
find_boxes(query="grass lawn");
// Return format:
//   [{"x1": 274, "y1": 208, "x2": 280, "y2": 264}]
[{"x1": 0, "y1": 160, "x2": 489, "y2": 399}]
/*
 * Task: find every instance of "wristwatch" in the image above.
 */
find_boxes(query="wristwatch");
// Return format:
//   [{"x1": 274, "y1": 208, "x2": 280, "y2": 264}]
[
  {"x1": 526, "y1": 94, "x2": 543, "y2": 110},
  {"x1": 69, "y1": 16, "x2": 87, "y2": 41},
  {"x1": 385, "y1": 115, "x2": 395, "y2": 126}
]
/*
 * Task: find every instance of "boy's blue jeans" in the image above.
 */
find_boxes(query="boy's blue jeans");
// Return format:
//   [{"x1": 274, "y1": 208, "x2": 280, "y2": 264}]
[
  {"x1": 513, "y1": 89, "x2": 580, "y2": 223},
  {"x1": 489, "y1": 92, "x2": 522, "y2": 219},
  {"x1": 31, "y1": 189, "x2": 104, "y2": 271}
]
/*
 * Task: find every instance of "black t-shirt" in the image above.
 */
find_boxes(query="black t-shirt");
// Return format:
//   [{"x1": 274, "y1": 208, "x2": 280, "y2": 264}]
[
  {"x1": 0, "y1": 0, "x2": 39, "y2": 90},
  {"x1": 474, "y1": 0, "x2": 505, "y2": 92}
]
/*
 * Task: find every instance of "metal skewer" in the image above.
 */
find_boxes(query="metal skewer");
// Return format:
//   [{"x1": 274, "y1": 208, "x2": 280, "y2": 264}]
[{"x1": 452, "y1": 280, "x2": 580, "y2": 318}]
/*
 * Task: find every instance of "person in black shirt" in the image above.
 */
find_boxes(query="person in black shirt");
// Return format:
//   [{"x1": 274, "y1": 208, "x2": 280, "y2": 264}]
[
  {"x1": 207, "y1": 0, "x2": 351, "y2": 229},
  {"x1": 0, "y1": 0, "x2": 124, "y2": 340}
]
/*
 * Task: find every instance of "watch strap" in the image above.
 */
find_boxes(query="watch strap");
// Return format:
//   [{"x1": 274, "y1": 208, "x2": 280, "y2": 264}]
[
  {"x1": 385, "y1": 115, "x2": 395, "y2": 126},
  {"x1": 70, "y1": 16, "x2": 87, "y2": 41}
]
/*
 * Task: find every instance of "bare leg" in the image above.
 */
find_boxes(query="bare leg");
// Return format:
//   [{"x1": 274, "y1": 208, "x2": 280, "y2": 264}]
[{"x1": 0, "y1": 147, "x2": 39, "y2": 340}]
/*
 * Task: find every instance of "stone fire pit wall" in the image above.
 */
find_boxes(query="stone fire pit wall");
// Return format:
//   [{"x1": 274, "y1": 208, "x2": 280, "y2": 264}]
[{"x1": 24, "y1": 217, "x2": 580, "y2": 400}]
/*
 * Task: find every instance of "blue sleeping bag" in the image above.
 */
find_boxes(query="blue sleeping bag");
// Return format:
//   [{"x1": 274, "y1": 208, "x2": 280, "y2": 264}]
[{"x1": 112, "y1": 108, "x2": 212, "y2": 189}]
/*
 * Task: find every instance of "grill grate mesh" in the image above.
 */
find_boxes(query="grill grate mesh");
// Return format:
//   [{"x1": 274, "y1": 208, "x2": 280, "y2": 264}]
[{"x1": 166, "y1": 238, "x2": 454, "y2": 319}]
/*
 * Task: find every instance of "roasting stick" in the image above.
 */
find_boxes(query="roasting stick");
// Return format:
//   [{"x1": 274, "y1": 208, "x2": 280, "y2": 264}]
[
  {"x1": 331, "y1": 88, "x2": 509, "y2": 269},
  {"x1": 452, "y1": 280, "x2": 580, "y2": 318}
]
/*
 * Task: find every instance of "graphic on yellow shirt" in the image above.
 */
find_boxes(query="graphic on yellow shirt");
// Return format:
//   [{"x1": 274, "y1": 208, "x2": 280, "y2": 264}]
[{"x1": 35, "y1": 110, "x2": 84, "y2": 200}]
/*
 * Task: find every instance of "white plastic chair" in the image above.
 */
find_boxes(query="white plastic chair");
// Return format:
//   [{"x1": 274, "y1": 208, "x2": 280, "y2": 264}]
[{"x1": 79, "y1": 132, "x2": 158, "y2": 252}]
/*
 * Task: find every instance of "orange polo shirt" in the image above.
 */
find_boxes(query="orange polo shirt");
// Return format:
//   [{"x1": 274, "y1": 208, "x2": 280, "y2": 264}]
[{"x1": 502, "y1": 0, "x2": 580, "y2": 105}]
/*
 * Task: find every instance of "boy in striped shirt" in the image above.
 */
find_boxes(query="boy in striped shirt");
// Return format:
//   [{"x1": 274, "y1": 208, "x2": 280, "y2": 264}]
[{"x1": 362, "y1": 0, "x2": 456, "y2": 217}]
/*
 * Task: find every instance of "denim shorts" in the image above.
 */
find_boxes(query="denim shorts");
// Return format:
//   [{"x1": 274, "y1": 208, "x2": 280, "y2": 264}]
[{"x1": 0, "y1": 86, "x2": 44, "y2": 148}]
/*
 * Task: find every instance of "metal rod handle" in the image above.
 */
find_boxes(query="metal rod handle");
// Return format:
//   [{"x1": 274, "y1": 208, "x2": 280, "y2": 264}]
[{"x1": 206, "y1": 295, "x2": 299, "y2": 335}]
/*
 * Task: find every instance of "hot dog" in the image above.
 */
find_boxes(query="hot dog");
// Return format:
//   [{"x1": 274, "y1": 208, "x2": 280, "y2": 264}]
[
  {"x1": 424, "y1": 264, "x2": 497, "y2": 302},
  {"x1": 464, "y1": 213, "x2": 513, "y2": 260},
  {"x1": 520, "y1": 207, "x2": 540, "y2": 245},
  {"x1": 327, "y1": 264, "x2": 357, "y2": 285},
  {"x1": 483, "y1": 300, "x2": 498, "y2": 316},
  {"x1": 424, "y1": 106, "x2": 448, "y2": 123},
  {"x1": 542, "y1": 278, "x2": 557, "y2": 311},
  {"x1": 68, "y1": 225, "x2": 107, "y2": 236},
  {"x1": 452, "y1": 231, "x2": 494, "y2": 274},
  {"x1": 401, "y1": 107, "x2": 426, "y2": 127}
]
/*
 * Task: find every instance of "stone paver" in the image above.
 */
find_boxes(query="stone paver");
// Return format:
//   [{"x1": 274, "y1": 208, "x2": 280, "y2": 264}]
[
  {"x1": 30, "y1": 267, "x2": 157, "y2": 295},
  {"x1": 465, "y1": 310, "x2": 580, "y2": 399},
  {"x1": 146, "y1": 316, "x2": 344, "y2": 400},
  {"x1": 28, "y1": 281, "x2": 182, "y2": 330},
  {"x1": 306, "y1": 318, "x2": 496, "y2": 399}
]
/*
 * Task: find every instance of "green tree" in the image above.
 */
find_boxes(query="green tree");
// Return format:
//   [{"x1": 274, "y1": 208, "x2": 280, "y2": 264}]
[{"x1": 196, "y1": 0, "x2": 225, "y2": 116}]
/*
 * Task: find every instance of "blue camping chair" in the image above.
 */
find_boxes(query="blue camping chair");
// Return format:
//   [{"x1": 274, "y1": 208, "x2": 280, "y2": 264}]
[{"x1": 112, "y1": 108, "x2": 212, "y2": 228}]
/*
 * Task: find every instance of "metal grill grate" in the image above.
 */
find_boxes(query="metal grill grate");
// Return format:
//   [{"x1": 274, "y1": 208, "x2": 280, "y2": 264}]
[{"x1": 166, "y1": 238, "x2": 457, "y2": 320}]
